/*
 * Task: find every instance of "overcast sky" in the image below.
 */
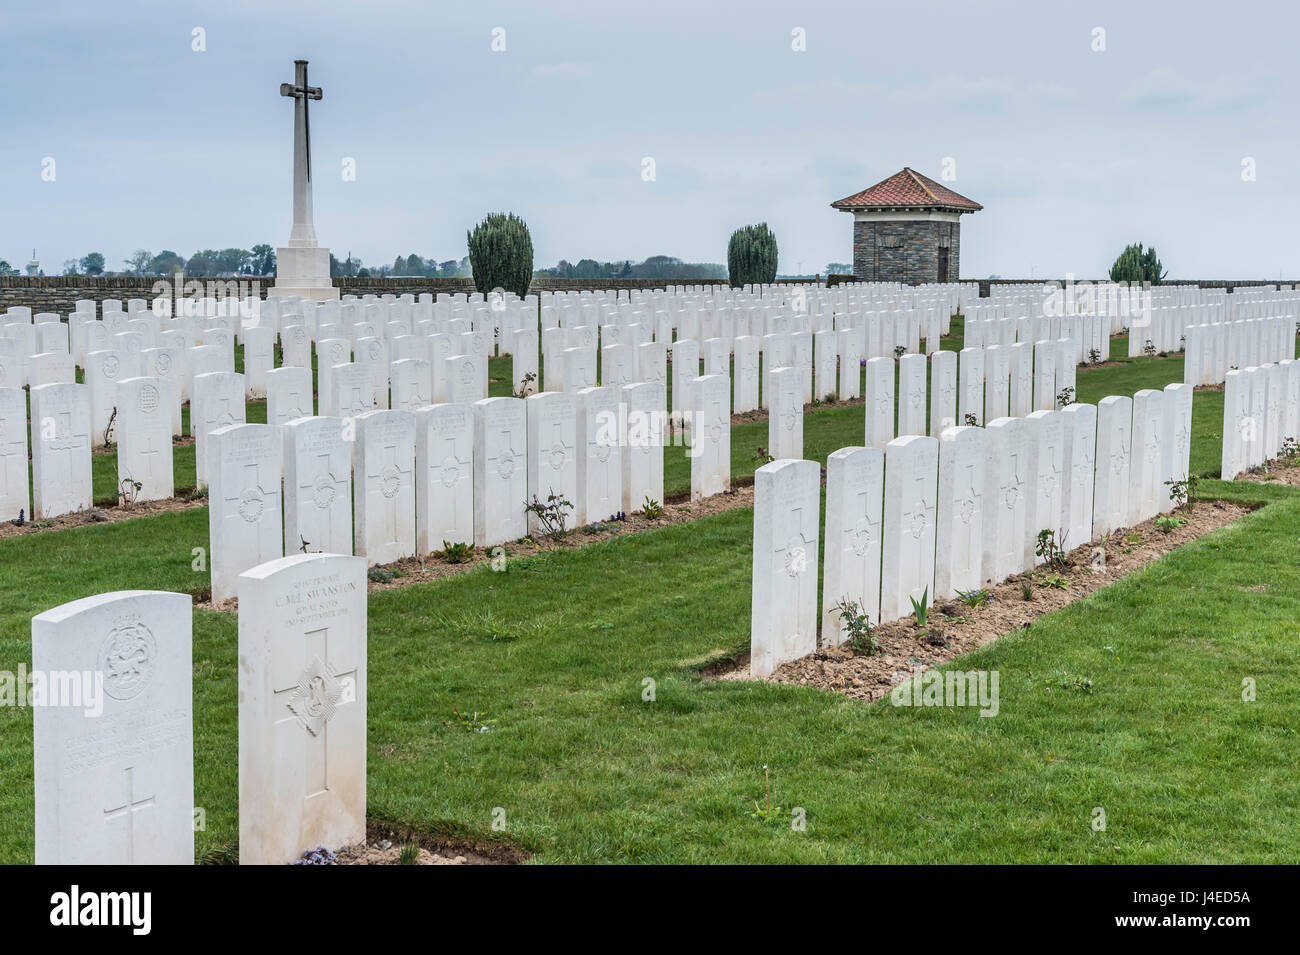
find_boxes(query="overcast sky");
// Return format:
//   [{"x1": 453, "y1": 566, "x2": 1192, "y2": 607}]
[{"x1": 2, "y1": 0, "x2": 1295, "y2": 279}]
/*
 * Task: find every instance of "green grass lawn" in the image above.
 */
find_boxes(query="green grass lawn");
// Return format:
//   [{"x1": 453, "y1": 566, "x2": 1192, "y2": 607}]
[
  {"x1": 0, "y1": 475, "x2": 1295, "y2": 863},
  {"x1": 2, "y1": 326, "x2": 1297, "y2": 863}
]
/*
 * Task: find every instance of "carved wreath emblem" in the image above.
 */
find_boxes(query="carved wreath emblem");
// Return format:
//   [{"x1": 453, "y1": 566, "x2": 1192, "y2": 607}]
[
  {"x1": 238, "y1": 487, "x2": 265, "y2": 523},
  {"x1": 312, "y1": 473, "x2": 336, "y2": 509},
  {"x1": 440, "y1": 456, "x2": 460, "y2": 487}
]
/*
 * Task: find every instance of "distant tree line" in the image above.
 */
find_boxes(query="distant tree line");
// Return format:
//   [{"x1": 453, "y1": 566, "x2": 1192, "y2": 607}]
[
  {"x1": 535, "y1": 255, "x2": 726, "y2": 280},
  {"x1": 8, "y1": 249, "x2": 731, "y2": 282}
]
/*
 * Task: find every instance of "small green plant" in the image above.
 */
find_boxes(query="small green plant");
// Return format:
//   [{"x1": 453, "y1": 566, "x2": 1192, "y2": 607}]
[
  {"x1": 444, "y1": 709, "x2": 497, "y2": 733},
  {"x1": 1037, "y1": 573, "x2": 1069, "y2": 590},
  {"x1": 1020, "y1": 580, "x2": 1035, "y2": 601},
  {"x1": 118, "y1": 477, "x2": 143, "y2": 506},
  {"x1": 894, "y1": 344, "x2": 906, "y2": 359},
  {"x1": 833, "y1": 597, "x2": 881, "y2": 655},
  {"x1": 1053, "y1": 669, "x2": 1095, "y2": 693},
  {"x1": 524, "y1": 490, "x2": 574, "y2": 540},
  {"x1": 1056, "y1": 386, "x2": 1075, "y2": 408},
  {"x1": 1143, "y1": 339, "x2": 1156, "y2": 358},
  {"x1": 367, "y1": 567, "x2": 394, "y2": 583},
  {"x1": 435, "y1": 540, "x2": 474, "y2": 563},
  {"x1": 753, "y1": 446, "x2": 775, "y2": 465},
  {"x1": 513, "y1": 370, "x2": 537, "y2": 399},
  {"x1": 1154, "y1": 514, "x2": 1187, "y2": 534},
  {"x1": 399, "y1": 843, "x2": 419, "y2": 865},
  {"x1": 1279, "y1": 436, "x2": 1300, "y2": 461},
  {"x1": 963, "y1": 413, "x2": 978, "y2": 426},
  {"x1": 909, "y1": 586, "x2": 930, "y2": 628},
  {"x1": 1035, "y1": 528, "x2": 1069, "y2": 571},
  {"x1": 1164, "y1": 475, "x2": 1199, "y2": 510},
  {"x1": 1088, "y1": 347, "x2": 1103, "y2": 365},
  {"x1": 823, "y1": 391, "x2": 838, "y2": 404},
  {"x1": 641, "y1": 497, "x2": 664, "y2": 520},
  {"x1": 955, "y1": 587, "x2": 992, "y2": 609}
]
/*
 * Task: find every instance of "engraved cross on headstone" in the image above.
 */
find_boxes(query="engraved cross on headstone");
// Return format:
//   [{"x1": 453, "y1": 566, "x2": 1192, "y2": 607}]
[
  {"x1": 272, "y1": 624, "x2": 357, "y2": 801},
  {"x1": 103, "y1": 765, "x2": 155, "y2": 864}
]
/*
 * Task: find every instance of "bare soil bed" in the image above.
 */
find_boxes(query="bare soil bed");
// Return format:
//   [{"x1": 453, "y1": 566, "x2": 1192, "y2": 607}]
[
  {"x1": 0, "y1": 494, "x2": 205, "y2": 539},
  {"x1": 316, "y1": 824, "x2": 526, "y2": 865},
  {"x1": 714, "y1": 501, "x2": 1250, "y2": 701},
  {"x1": 205, "y1": 484, "x2": 758, "y2": 611},
  {"x1": 1238, "y1": 457, "x2": 1300, "y2": 486}
]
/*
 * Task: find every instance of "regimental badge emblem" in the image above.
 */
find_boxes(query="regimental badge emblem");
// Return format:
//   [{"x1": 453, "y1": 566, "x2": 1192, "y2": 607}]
[
  {"x1": 99, "y1": 615, "x2": 157, "y2": 701},
  {"x1": 138, "y1": 384, "x2": 160, "y2": 414},
  {"x1": 287, "y1": 656, "x2": 341, "y2": 737}
]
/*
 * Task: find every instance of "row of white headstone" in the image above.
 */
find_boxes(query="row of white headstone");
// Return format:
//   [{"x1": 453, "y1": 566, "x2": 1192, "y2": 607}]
[
  {"x1": 32, "y1": 551, "x2": 367, "y2": 865},
  {"x1": 204, "y1": 386, "x2": 669, "y2": 602},
  {"x1": 1183, "y1": 318, "x2": 1295, "y2": 386},
  {"x1": 750, "y1": 383, "x2": 1194, "y2": 678},
  {"x1": 1220, "y1": 361, "x2": 1300, "y2": 480},
  {"x1": 0, "y1": 378, "x2": 175, "y2": 522}
]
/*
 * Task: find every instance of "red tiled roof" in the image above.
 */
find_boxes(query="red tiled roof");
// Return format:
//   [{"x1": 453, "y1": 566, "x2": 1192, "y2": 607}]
[{"x1": 831, "y1": 167, "x2": 982, "y2": 212}]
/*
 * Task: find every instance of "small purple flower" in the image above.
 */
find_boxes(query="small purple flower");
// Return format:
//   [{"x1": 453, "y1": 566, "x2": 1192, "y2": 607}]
[{"x1": 292, "y1": 845, "x2": 337, "y2": 865}]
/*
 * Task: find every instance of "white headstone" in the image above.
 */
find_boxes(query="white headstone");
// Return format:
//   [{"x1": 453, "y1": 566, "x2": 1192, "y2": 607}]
[
  {"x1": 935, "y1": 426, "x2": 985, "y2": 599},
  {"x1": 29, "y1": 383, "x2": 93, "y2": 519},
  {"x1": 733, "y1": 335, "x2": 760, "y2": 412},
  {"x1": 981, "y1": 417, "x2": 1036, "y2": 584},
  {"x1": 33, "y1": 590, "x2": 194, "y2": 864},
  {"x1": 1161, "y1": 382, "x2": 1193, "y2": 513},
  {"x1": 1026, "y1": 409, "x2": 1066, "y2": 553},
  {"x1": 266, "y1": 366, "x2": 315, "y2": 429},
  {"x1": 414, "y1": 403, "x2": 475, "y2": 553},
  {"x1": 863, "y1": 357, "x2": 895, "y2": 450},
  {"x1": 621, "y1": 382, "x2": 665, "y2": 514},
  {"x1": 750, "y1": 458, "x2": 820, "y2": 677},
  {"x1": 1060, "y1": 402, "x2": 1097, "y2": 546},
  {"x1": 1127, "y1": 389, "x2": 1165, "y2": 526},
  {"x1": 283, "y1": 416, "x2": 353, "y2": 557},
  {"x1": 575, "y1": 386, "x2": 622, "y2": 524},
  {"x1": 116, "y1": 377, "x2": 174, "y2": 502},
  {"x1": 897, "y1": 353, "x2": 927, "y2": 437},
  {"x1": 473, "y1": 397, "x2": 528, "y2": 547},
  {"x1": 1093, "y1": 395, "x2": 1133, "y2": 537},
  {"x1": 767, "y1": 366, "x2": 803, "y2": 460},
  {"x1": 0, "y1": 387, "x2": 29, "y2": 520},
  {"x1": 353, "y1": 410, "x2": 416, "y2": 565},
  {"x1": 525, "y1": 392, "x2": 579, "y2": 534},
  {"x1": 930, "y1": 349, "x2": 958, "y2": 436},
  {"x1": 208, "y1": 423, "x2": 283, "y2": 602},
  {"x1": 690, "y1": 374, "x2": 731, "y2": 501},
  {"x1": 837, "y1": 328, "x2": 863, "y2": 401},
  {"x1": 192, "y1": 371, "x2": 246, "y2": 486},
  {"x1": 880, "y1": 435, "x2": 938, "y2": 621},
  {"x1": 822, "y1": 446, "x2": 884, "y2": 639},
  {"x1": 958, "y1": 346, "x2": 984, "y2": 426},
  {"x1": 237, "y1": 553, "x2": 367, "y2": 865}
]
